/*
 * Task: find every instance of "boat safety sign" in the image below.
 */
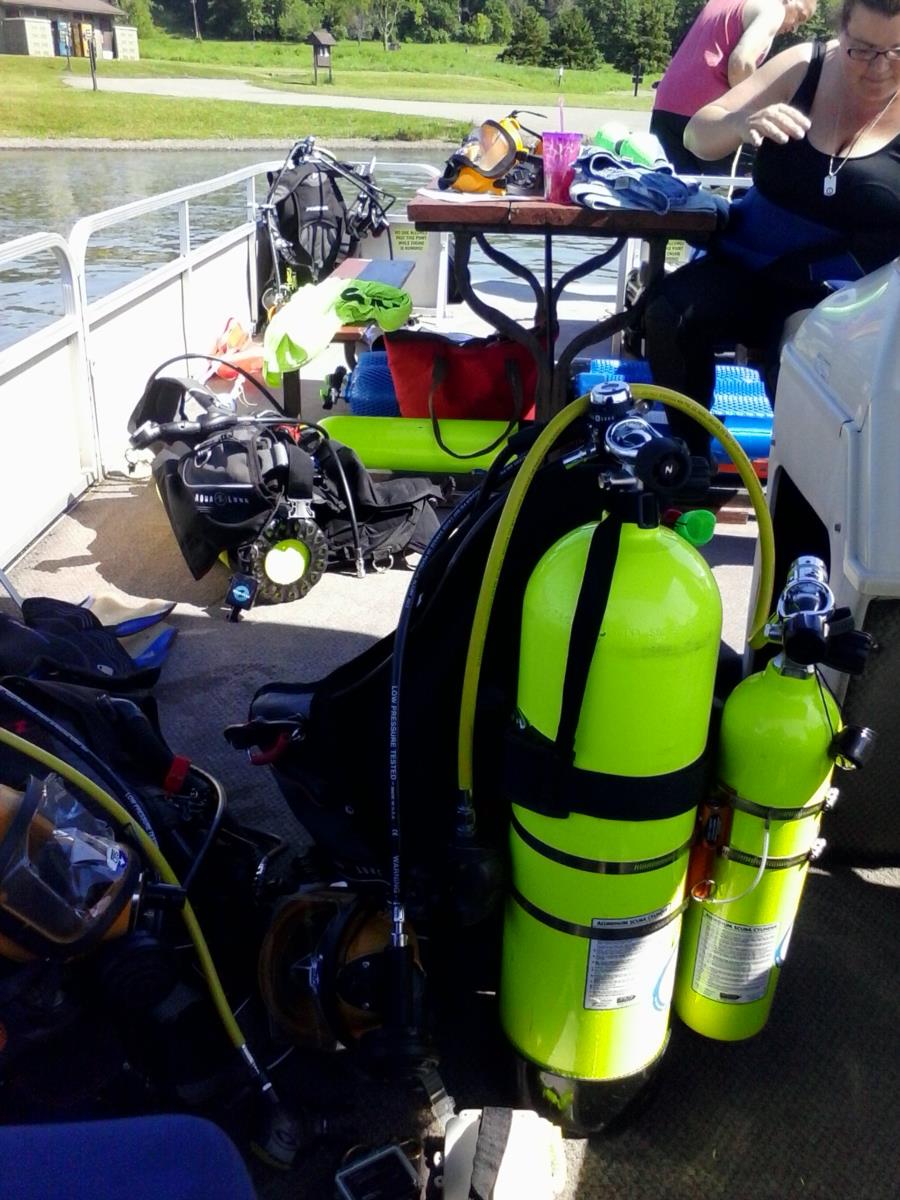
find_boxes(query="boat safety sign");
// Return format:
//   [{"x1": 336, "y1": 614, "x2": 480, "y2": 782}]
[{"x1": 691, "y1": 911, "x2": 778, "y2": 1003}]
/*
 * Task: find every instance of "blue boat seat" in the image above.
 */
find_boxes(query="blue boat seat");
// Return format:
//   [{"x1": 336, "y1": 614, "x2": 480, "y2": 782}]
[
  {"x1": 0, "y1": 1114, "x2": 258, "y2": 1200},
  {"x1": 573, "y1": 357, "x2": 773, "y2": 467}
]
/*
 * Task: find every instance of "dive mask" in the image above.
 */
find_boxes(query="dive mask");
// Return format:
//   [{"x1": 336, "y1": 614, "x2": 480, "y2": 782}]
[
  {"x1": 439, "y1": 111, "x2": 545, "y2": 195},
  {"x1": 0, "y1": 775, "x2": 138, "y2": 960}
]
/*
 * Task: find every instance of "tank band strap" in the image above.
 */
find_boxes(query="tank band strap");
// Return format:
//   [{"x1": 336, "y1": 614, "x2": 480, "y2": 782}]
[
  {"x1": 554, "y1": 515, "x2": 622, "y2": 765},
  {"x1": 716, "y1": 784, "x2": 829, "y2": 823},
  {"x1": 510, "y1": 887, "x2": 687, "y2": 940},
  {"x1": 503, "y1": 721, "x2": 708, "y2": 821},
  {"x1": 720, "y1": 845, "x2": 815, "y2": 870},
  {"x1": 510, "y1": 810, "x2": 692, "y2": 874}
]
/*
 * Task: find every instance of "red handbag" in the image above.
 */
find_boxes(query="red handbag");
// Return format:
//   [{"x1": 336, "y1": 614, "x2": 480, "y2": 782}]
[{"x1": 383, "y1": 329, "x2": 537, "y2": 458}]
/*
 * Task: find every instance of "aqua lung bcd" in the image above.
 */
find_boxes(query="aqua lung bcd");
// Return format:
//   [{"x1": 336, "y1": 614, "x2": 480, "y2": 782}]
[
  {"x1": 439, "y1": 111, "x2": 545, "y2": 196},
  {"x1": 128, "y1": 356, "x2": 442, "y2": 611},
  {"x1": 674, "y1": 557, "x2": 875, "y2": 1040}
]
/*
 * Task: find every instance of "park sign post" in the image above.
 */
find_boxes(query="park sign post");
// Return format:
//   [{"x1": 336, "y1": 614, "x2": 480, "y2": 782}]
[{"x1": 307, "y1": 29, "x2": 336, "y2": 84}]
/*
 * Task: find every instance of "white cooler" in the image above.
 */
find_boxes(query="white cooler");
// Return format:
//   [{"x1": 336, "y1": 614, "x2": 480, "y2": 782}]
[{"x1": 753, "y1": 258, "x2": 900, "y2": 860}]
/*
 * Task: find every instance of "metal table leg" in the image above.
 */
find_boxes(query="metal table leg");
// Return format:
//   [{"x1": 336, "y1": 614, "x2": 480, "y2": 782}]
[{"x1": 451, "y1": 230, "x2": 643, "y2": 421}]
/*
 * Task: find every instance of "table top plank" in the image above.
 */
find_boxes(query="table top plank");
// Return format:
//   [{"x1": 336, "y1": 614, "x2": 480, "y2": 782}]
[{"x1": 408, "y1": 197, "x2": 717, "y2": 236}]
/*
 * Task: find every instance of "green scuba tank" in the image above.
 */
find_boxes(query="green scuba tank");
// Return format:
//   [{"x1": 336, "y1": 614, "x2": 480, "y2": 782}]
[
  {"x1": 500, "y1": 444, "x2": 722, "y2": 1131},
  {"x1": 674, "y1": 558, "x2": 875, "y2": 1041},
  {"x1": 319, "y1": 414, "x2": 509, "y2": 473}
]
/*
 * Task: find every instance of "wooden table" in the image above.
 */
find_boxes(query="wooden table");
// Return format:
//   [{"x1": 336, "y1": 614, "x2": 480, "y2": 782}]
[{"x1": 407, "y1": 196, "x2": 718, "y2": 421}]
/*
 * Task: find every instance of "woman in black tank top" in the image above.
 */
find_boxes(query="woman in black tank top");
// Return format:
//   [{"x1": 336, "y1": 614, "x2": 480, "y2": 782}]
[{"x1": 644, "y1": 0, "x2": 900, "y2": 462}]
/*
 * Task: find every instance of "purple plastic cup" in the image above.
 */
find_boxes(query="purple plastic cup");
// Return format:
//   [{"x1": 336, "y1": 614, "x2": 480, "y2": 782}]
[{"x1": 542, "y1": 132, "x2": 583, "y2": 204}]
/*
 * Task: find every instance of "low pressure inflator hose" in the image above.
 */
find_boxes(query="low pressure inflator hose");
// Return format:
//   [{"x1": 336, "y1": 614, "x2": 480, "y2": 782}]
[
  {"x1": 456, "y1": 386, "x2": 776, "y2": 803},
  {"x1": 632, "y1": 384, "x2": 774, "y2": 648},
  {"x1": 0, "y1": 725, "x2": 272, "y2": 1097}
]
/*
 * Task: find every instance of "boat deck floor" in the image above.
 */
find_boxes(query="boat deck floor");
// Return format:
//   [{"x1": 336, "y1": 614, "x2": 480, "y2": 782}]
[{"x1": 4, "y1": 477, "x2": 898, "y2": 1200}]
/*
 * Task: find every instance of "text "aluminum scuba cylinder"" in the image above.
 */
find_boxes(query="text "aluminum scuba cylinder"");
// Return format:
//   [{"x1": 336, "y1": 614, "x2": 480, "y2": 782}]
[{"x1": 674, "y1": 557, "x2": 875, "y2": 1040}]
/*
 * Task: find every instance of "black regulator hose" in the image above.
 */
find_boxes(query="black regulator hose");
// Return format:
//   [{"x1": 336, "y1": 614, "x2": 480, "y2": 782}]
[
  {"x1": 385, "y1": 455, "x2": 524, "y2": 918},
  {"x1": 146, "y1": 352, "x2": 286, "y2": 413},
  {"x1": 314, "y1": 437, "x2": 364, "y2": 578},
  {"x1": 368, "y1": 476, "x2": 506, "y2": 1060}
]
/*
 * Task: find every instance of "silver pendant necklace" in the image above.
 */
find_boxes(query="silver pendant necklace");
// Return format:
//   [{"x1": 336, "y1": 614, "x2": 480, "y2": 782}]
[{"x1": 824, "y1": 89, "x2": 899, "y2": 197}]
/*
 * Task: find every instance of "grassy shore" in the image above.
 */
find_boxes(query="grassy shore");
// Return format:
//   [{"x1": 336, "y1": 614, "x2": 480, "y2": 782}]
[
  {"x1": 0, "y1": 56, "x2": 468, "y2": 142},
  {"x1": 138, "y1": 34, "x2": 652, "y2": 109},
  {"x1": 1, "y1": 37, "x2": 651, "y2": 142}
]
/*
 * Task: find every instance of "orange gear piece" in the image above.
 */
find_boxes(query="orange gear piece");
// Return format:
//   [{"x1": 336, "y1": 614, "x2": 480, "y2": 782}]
[{"x1": 211, "y1": 318, "x2": 251, "y2": 379}]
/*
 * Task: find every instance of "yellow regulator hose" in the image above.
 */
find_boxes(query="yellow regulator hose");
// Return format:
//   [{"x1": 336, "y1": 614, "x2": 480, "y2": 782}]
[
  {"x1": 457, "y1": 397, "x2": 589, "y2": 799},
  {"x1": 0, "y1": 725, "x2": 252, "y2": 1063},
  {"x1": 633, "y1": 384, "x2": 774, "y2": 646},
  {"x1": 456, "y1": 386, "x2": 776, "y2": 802}
]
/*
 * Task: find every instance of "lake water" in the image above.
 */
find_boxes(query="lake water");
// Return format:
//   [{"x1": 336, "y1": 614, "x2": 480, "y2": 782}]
[{"x1": 0, "y1": 146, "x2": 619, "y2": 351}]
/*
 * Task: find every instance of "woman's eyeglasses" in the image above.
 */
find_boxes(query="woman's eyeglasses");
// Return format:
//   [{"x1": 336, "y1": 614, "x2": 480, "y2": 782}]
[{"x1": 846, "y1": 46, "x2": 900, "y2": 62}]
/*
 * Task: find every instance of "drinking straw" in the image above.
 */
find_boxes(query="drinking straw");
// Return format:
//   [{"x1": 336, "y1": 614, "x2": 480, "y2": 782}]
[{"x1": 558, "y1": 96, "x2": 565, "y2": 131}]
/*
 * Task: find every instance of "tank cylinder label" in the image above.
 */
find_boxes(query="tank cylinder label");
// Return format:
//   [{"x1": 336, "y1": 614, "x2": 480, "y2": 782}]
[
  {"x1": 584, "y1": 908, "x2": 680, "y2": 1011},
  {"x1": 692, "y1": 911, "x2": 778, "y2": 1003}
]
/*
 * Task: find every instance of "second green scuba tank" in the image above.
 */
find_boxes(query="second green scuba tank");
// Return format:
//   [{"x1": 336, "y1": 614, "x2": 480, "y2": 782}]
[
  {"x1": 674, "y1": 558, "x2": 875, "y2": 1041},
  {"x1": 499, "y1": 407, "x2": 723, "y2": 1130}
]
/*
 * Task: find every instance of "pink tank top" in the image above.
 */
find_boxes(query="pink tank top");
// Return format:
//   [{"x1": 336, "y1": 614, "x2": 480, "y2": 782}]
[{"x1": 653, "y1": 0, "x2": 751, "y2": 117}]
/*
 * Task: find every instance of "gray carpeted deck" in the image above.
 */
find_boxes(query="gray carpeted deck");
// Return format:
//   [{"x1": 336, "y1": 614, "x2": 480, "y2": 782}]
[{"x1": 5, "y1": 479, "x2": 898, "y2": 1200}]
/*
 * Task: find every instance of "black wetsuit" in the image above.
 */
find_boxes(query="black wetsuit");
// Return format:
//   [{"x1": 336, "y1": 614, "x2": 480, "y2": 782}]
[{"x1": 644, "y1": 41, "x2": 900, "y2": 455}]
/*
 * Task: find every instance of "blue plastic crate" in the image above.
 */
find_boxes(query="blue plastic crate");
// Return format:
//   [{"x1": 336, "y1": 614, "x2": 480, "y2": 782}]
[
  {"x1": 344, "y1": 351, "x2": 400, "y2": 417},
  {"x1": 573, "y1": 358, "x2": 773, "y2": 463}
]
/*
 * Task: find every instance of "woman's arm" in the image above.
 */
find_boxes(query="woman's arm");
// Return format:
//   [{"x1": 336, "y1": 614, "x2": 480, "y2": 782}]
[
  {"x1": 685, "y1": 41, "x2": 815, "y2": 162},
  {"x1": 727, "y1": 0, "x2": 788, "y2": 86}
]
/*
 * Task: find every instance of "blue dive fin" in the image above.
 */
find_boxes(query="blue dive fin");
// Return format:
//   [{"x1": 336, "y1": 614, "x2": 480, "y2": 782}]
[{"x1": 121, "y1": 625, "x2": 178, "y2": 670}]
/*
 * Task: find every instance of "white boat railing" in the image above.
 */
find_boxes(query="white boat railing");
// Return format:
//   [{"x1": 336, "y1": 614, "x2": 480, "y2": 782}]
[
  {"x1": 0, "y1": 232, "x2": 97, "y2": 570},
  {"x1": 68, "y1": 161, "x2": 283, "y2": 480},
  {"x1": 1, "y1": 156, "x2": 659, "y2": 570},
  {"x1": 0, "y1": 159, "x2": 451, "y2": 569}
]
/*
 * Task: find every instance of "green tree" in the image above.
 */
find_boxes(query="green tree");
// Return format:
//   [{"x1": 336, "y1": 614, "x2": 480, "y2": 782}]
[
  {"x1": 345, "y1": 2, "x2": 374, "y2": 40},
  {"x1": 121, "y1": 0, "x2": 156, "y2": 36},
  {"x1": 205, "y1": 0, "x2": 243, "y2": 36},
  {"x1": 372, "y1": 0, "x2": 414, "y2": 47},
  {"x1": 634, "y1": 0, "x2": 675, "y2": 72},
  {"x1": 281, "y1": 0, "x2": 320, "y2": 39},
  {"x1": 498, "y1": 4, "x2": 548, "y2": 64},
  {"x1": 462, "y1": 11, "x2": 492, "y2": 41},
  {"x1": 400, "y1": 0, "x2": 458, "y2": 41},
  {"x1": 242, "y1": 0, "x2": 265, "y2": 37},
  {"x1": 542, "y1": 7, "x2": 598, "y2": 69},
  {"x1": 482, "y1": 0, "x2": 512, "y2": 42},
  {"x1": 581, "y1": 0, "x2": 638, "y2": 68}
]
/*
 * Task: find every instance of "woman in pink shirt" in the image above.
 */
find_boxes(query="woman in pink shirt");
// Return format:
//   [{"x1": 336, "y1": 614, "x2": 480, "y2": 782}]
[{"x1": 651, "y1": 0, "x2": 817, "y2": 172}]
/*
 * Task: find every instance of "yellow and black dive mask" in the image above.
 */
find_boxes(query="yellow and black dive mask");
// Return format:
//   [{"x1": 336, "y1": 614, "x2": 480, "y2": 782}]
[
  {"x1": 439, "y1": 111, "x2": 545, "y2": 195},
  {"x1": 0, "y1": 775, "x2": 138, "y2": 962}
]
